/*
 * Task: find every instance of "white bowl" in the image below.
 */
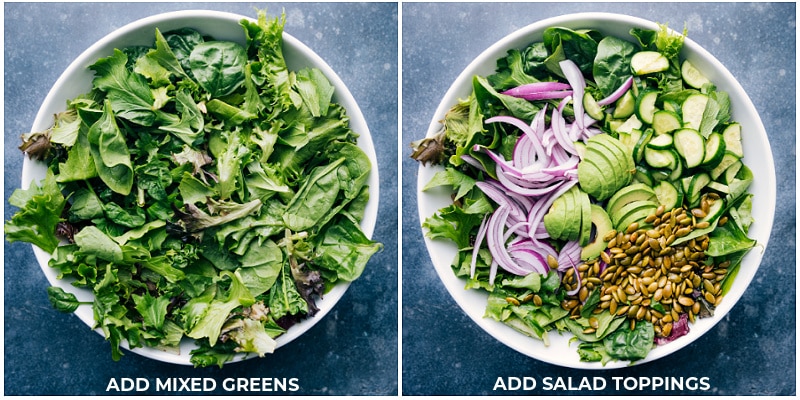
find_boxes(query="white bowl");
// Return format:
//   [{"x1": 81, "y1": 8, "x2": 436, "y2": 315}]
[
  {"x1": 22, "y1": 10, "x2": 379, "y2": 365},
  {"x1": 417, "y1": 12, "x2": 775, "y2": 369}
]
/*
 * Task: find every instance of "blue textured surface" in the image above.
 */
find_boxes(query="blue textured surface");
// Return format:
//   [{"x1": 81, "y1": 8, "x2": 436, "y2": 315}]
[
  {"x1": 402, "y1": 2, "x2": 795, "y2": 396},
  {"x1": 4, "y1": 2, "x2": 398, "y2": 396}
]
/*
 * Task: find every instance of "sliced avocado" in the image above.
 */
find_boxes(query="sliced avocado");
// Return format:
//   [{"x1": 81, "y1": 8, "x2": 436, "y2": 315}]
[
  {"x1": 605, "y1": 183, "x2": 658, "y2": 222},
  {"x1": 561, "y1": 185, "x2": 581, "y2": 241},
  {"x1": 616, "y1": 206, "x2": 658, "y2": 232},
  {"x1": 590, "y1": 134, "x2": 636, "y2": 186},
  {"x1": 561, "y1": 186, "x2": 576, "y2": 240},
  {"x1": 577, "y1": 188, "x2": 592, "y2": 247},
  {"x1": 583, "y1": 147, "x2": 617, "y2": 200},
  {"x1": 577, "y1": 159, "x2": 606, "y2": 200},
  {"x1": 544, "y1": 193, "x2": 568, "y2": 239},
  {"x1": 580, "y1": 204, "x2": 614, "y2": 261},
  {"x1": 613, "y1": 199, "x2": 659, "y2": 231}
]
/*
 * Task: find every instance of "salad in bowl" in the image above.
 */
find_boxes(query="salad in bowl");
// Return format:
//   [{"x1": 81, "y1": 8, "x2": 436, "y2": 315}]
[{"x1": 412, "y1": 13, "x2": 774, "y2": 368}]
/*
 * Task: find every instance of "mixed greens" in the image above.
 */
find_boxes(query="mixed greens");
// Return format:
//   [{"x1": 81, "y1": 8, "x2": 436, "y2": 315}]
[
  {"x1": 5, "y1": 10, "x2": 381, "y2": 367},
  {"x1": 412, "y1": 23, "x2": 757, "y2": 364}
]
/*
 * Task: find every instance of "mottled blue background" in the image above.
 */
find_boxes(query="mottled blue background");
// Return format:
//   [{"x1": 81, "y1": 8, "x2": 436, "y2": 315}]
[
  {"x1": 402, "y1": 2, "x2": 795, "y2": 396},
  {"x1": 4, "y1": 2, "x2": 398, "y2": 396}
]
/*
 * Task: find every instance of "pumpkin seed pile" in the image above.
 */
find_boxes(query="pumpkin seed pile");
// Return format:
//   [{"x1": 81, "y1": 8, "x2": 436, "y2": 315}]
[{"x1": 559, "y1": 197, "x2": 729, "y2": 339}]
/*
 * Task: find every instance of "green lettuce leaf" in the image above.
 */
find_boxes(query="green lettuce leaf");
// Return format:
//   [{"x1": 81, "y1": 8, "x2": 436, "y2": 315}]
[{"x1": 5, "y1": 170, "x2": 66, "y2": 253}]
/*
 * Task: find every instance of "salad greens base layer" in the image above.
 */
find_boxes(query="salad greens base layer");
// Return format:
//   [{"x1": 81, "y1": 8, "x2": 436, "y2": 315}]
[
  {"x1": 413, "y1": 23, "x2": 756, "y2": 365},
  {"x1": 6, "y1": 10, "x2": 381, "y2": 367}
]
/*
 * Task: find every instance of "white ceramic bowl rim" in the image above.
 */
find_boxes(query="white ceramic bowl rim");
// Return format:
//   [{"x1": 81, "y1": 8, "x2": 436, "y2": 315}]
[
  {"x1": 418, "y1": 12, "x2": 776, "y2": 370},
  {"x1": 22, "y1": 9, "x2": 379, "y2": 365}
]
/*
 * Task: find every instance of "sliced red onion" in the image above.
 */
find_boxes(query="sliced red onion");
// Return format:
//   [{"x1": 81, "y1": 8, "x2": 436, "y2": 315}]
[
  {"x1": 486, "y1": 115, "x2": 547, "y2": 162},
  {"x1": 460, "y1": 154, "x2": 487, "y2": 173},
  {"x1": 509, "y1": 247, "x2": 549, "y2": 274},
  {"x1": 559, "y1": 59, "x2": 586, "y2": 131},
  {"x1": 501, "y1": 81, "x2": 572, "y2": 98},
  {"x1": 470, "y1": 214, "x2": 489, "y2": 279},
  {"x1": 476, "y1": 180, "x2": 527, "y2": 222},
  {"x1": 597, "y1": 76, "x2": 634, "y2": 107},
  {"x1": 485, "y1": 206, "x2": 530, "y2": 276}
]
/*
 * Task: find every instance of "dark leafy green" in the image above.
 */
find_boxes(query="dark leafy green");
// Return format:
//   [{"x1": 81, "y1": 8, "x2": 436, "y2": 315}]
[{"x1": 6, "y1": 9, "x2": 379, "y2": 367}]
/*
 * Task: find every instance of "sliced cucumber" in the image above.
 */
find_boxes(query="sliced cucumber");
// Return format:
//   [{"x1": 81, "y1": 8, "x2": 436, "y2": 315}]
[
  {"x1": 699, "y1": 195, "x2": 726, "y2": 223},
  {"x1": 722, "y1": 160, "x2": 743, "y2": 184},
  {"x1": 615, "y1": 114, "x2": 643, "y2": 134},
  {"x1": 583, "y1": 92, "x2": 606, "y2": 120},
  {"x1": 631, "y1": 51, "x2": 669, "y2": 75},
  {"x1": 706, "y1": 181, "x2": 731, "y2": 195},
  {"x1": 631, "y1": 128, "x2": 654, "y2": 164},
  {"x1": 701, "y1": 132, "x2": 726, "y2": 168},
  {"x1": 612, "y1": 90, "x2": 636, "y2": 119},
  {"x1": 653, "y1": 180, "x2": 681, "y2": 210},
  {"x1": 652, "y1": 110, "x2": 682, "y2": 136},
  {"x1": 635, "y1": 90, "x2": 659, "y2": 124},
  {"x1": 709, "y1": 152, "x2": 742, "y2": 180},
  {"x1": 668, "y1": 154, "x2": 684, "y2": 181},
  {"x1": 681, "y1": 59, "x2": 711, "y2": 89},
  {"x1": 673, "y1": 128, "x2": 706, "y2": 168},
  {"x1": 633, "y1": 165, "x2": 654, "y2": 186},
  {"x1": 646, "y1": 133, "x2": 674, "y2": 150},
  {"x1": 618, "y1": 129, "x2": 642, "y2": 155},
  {"x1": 722, "y1": 123, "x2": 744, "y2": 157},
  {"x1": 686, "y1": 172, "x2": 711, "y2": 207},
  {"x1": 681, "y1": 92, "x2": 709, "y2": 131},
  {"x1": 644, "y1": 147, "x2": 676, "y2": 169}
]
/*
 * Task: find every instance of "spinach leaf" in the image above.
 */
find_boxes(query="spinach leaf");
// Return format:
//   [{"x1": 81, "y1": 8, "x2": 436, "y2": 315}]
[
  {"x1": 543, "y1": 27, "x2": 601, "y2": 76},
  {"x1": 189, "y1": 41, "x2": 247, "y2": 98},
  {"x1": 314, "y1": 216, "x2": 382, "y2": 283},
  {"x1": 593, "y1": 36, "x2": 636, "y2": 97},
  {"x1": 295, "y1": 67, "x2": 335, "y2": 118},
  {"x1": 268, "y1": 261, "x2": 308, "y2": 319},
  {"x1": 86, "y1": 100, "x2": 134, "y2": 195},
  {"x1": 47, "y1": 286, "x2": 90, "y2": 313},
  {"x1": 162, "y1": 27, "x2": 205, "y2": 78},
  {"x1": 602, "y1": 320, "x2": 655, "y2": 361},
  {"x1": 487, "y1": 49, "x2": 540, "y2": 91}
]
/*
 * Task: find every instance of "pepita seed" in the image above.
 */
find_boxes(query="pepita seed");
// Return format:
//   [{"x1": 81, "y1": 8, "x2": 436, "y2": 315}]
[{"x1": 678, "y1": 296, "x2": 694, "y2": 307}]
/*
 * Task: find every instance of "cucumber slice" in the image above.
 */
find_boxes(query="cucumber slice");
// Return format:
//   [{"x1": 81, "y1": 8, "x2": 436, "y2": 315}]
[
  {"x1": 681, "y1": 93, "x2": 709, "y2": 131},
  {"x1": 615, "y1": 114, "x2": 643, "y2": 134},
  {"x1": 631, "y1": 51, "x2": 669, "y2": 75},
  {"x1": 618, "y1": 129, "x2": 642, "y2": 155},
  {"x1": 681, "y1": 59, "x2": 711, "y2": 89},
  {"x1": 722, "y1": 160, "x2": 743, "y2": 184},
  {"x1": 644, "y1": 147, "x2": 676, "y2": 169},
  {"x1": 722, "y1": 123, "x2": 744, "y2": 157},
  {"x1": 701, "y1": 132, "x2": 727, "y2": 168},
  {"x1": 706, "y1": 181, "x2": 731, "y2": 195},
  {"x1": 668, "y1": 154, "x2": 684, "y2": 181},
  {"x1": 583, "y1": 92, "x2": 606, "y2": 120},
  {"x1": 652, "y1": 110, "x2": 682, "y2": 136},
  {"x1": 646, "y1": 133, "x2": 674, "y2": 150},
  {"x1": 632, "y1": 128, "x2": 654, "y2": 163},
  {"x1": 653, "y1": 180, "x2": 681, "y2": 210},
  {"x1": 687, "y1": 172, "x2": 711, "y2": 207},
  {"x1": 673, "y1": 128, "x2": 706, "y2": 168},
  {"x1": 633, "y1": 165, "x2": 654, "y2": 186},
  {"x1": 612, "y1": 90, "x2": 636, "y2": 119},
  {"x1": 709, "y1": 152, "x2": 742, "y2": 180},
  {"x1": 635, "y1": 90, "x2": 659, "y2": 124}
]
